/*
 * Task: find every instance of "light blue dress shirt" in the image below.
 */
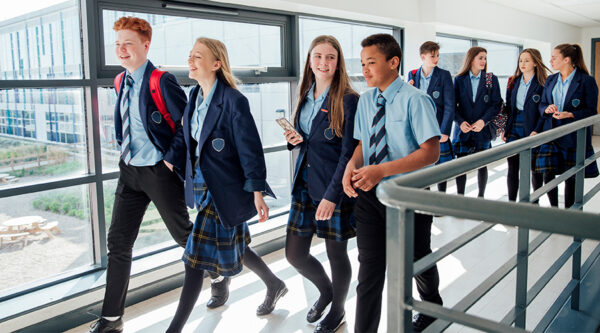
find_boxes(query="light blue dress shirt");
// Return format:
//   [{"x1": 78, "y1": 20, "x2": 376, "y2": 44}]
[
  {"x1": 552, "y1": 69, "x2": 577, "y2": 111},
  {"x1": 419, "y1": 67, "x2": 432, "y2": 93},
  {"x1": 516, "y1": 75, "x2": 532, "y2": 111},
  {"x1": 299, "y1": 83, "x2": 329, "y2": 135},
  {"x1": 121, "y1": 60, "x2": 164, "y2": 166},
  {"x1": 353, "y1": 77, "x2": 441, "y2": 176},
  {"x1": 191, "y1": 79, "x2": 219, "y2": 158},
  {"x1": 469, "y1": 70, "x2": 481, "y2": 103}
]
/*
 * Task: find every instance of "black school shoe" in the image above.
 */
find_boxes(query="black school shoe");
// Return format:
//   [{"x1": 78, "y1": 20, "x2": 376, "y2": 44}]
[
  {"x1": 256, "y1": 280, "x2": 288, "y2": 316},
  {"x1": 314, "y1": 312, "x2": 345, "y2": 333},
  {"x1": 306, "y1": 298, "x2": 330, "y2": 323},
  {"x1": 412, "y1": 313, "x2": 436, "y2": 332},
  {"x1": 206, "y1": 276, "x2": 231, "y2": 309},
  {"x1": 88, "y1": 317, "x2": 123, "y2": 333}
]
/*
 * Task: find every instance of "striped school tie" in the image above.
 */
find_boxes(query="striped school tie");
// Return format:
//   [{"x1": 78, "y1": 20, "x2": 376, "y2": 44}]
[
  {"x1": 120, "y1": 75, "x2": 134, "y2": 164},
  {"x1": 369, "y1": 93, "x2": 388, "y2": 165}
]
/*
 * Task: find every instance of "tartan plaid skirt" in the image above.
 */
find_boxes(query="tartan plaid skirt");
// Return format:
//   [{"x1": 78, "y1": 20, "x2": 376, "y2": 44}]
[
  {"x1": 506, "y1": 110, "x2": 525, "y2": 143},
  {"x1": 182, "y1": 167, "x2": 251, "y2": 276},
  {"x1": 534, "y1": 141, "x2": 599, "y2": 178},
  {"x1": 453, "y1": 139, "x2": 492, "y2": 157},
  {"x1": 437, "y1": 140, "x2": 454, "y2": 164},
  {"x1": 287, "y1": 166, "x2": 356, "y2": 242}
]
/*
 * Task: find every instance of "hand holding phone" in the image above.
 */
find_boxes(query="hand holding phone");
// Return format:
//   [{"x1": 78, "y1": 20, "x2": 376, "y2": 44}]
[{"x1": 276, "y1": 117, "x2": 303, "y2": 145}]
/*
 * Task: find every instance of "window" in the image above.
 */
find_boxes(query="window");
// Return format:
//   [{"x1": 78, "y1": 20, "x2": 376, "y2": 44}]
[{"x1": 436, "y1": 34, "x2": 521, "y2": 99}]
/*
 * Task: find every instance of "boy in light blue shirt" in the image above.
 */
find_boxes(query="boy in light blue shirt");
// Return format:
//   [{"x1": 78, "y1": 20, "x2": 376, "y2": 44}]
[{"x1": 342, "y1": 34, "x2": 443, "y2": 333}]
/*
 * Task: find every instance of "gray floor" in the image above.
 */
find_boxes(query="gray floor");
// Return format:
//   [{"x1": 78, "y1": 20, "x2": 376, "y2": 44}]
[{"x1": 69, "y1": 138, "x2": 600, "y2": 333}]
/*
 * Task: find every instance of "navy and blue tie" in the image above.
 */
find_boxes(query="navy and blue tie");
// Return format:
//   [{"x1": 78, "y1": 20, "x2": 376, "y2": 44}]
[
  {"x1": 120, "y1": 75, "x2": 134, "y2": 164},
  {"x1": 369, "y1": 93, "x2": 388, "y2": 165}
]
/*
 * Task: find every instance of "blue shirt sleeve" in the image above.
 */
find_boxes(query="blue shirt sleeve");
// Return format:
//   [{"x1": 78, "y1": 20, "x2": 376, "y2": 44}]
[{"x1": 408, "y1": 94, "x2": 442, "y2": 145}]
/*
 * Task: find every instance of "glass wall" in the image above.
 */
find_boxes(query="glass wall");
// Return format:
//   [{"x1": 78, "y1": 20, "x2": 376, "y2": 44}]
[
  {"x1": 0, "y1": 0, "x2": 400, "y2": 300},
  {"x1": 436, "y1": 34, "x2": 521, "y2": 99}
]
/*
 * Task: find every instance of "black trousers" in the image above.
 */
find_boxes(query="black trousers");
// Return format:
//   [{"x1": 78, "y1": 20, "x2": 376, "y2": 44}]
[
  {"x1": 354, "y1": 188, "x2": 443, "y2": 333},
  {"x1": 102, "y1": 160, "x2": 192, "y2": 317}
]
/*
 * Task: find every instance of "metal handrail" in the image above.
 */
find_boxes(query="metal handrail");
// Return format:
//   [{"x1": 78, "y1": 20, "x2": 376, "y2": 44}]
[{"x1": 379, "y1": 114, "x2": 600, "y2": 332}]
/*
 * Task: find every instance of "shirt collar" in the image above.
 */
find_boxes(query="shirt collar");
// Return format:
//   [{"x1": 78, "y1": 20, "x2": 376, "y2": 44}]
[
  {"x1": 127, "y1": 60, "x2": 148, "y2": 84},
  {"x1": 377, "y1": 76, "x2": 403, "y2": 104},
  {"x1": 307, "y1": 82, "x2": 330, "y2": 103},
  {"x1": 469, "y1": 70, "x2": 481, "y2": 80},
  {"x1": 521, "y1": 75, "x2": 533, "y2": 87},
  {"x1": 420, "y1": 67, "x2": 433, "y2": 80},
  {"x1": 561, "y1": 68, "x2": 577, "y2": 85},
  {"x1": 196, "y1": 78, "x2": 219, "y2": 109}
]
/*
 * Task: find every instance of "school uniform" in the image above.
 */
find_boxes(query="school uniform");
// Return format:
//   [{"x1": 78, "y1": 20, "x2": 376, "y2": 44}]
[
  {"x1": 103, "y1": 60, "x2": 192, "y2": 317},
  {"x1": 537, "y1": 69, "x2": 599, "y2": 178},
  {"x1": 408, "y1": 66, "x2": 455, "y2": 164},
  {"x1": 504, "y1": 75, "x2": 551, "y2": 202},
  {"x1": 182, "y1": 79, "x2": 275, "y2": 276},
  {"x1": 452, "y1": 70, "x2": 503, "y2": 154},
  {"x1": 352, "y1": 77, "x2": 442, "y2": 333},
  {"x1": 287, "y1": 85, "x2": 359, "y2": 241}
]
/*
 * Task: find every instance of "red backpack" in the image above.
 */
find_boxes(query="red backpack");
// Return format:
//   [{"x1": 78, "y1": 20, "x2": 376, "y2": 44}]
[{"x1": 114, "y1": 70, "x2": 176, "y2": 133}]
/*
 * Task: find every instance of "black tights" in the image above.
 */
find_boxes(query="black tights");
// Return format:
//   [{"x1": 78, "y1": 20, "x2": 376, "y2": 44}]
[
  {"x1": 456, "y1": 167, "x2": 488, "y2": 197},
  {"x1": 506, "y1": 155, "x2": 558, "y2": 206},
  {"x1": 167, "y1": 246, "x2": 281, "y2": 332},
  {"x1": 285, "y1": 233, "x2": 351, "y2": 326},
  {"x1": 544, "y1": 173, "x2": 576, "y2": 208}
]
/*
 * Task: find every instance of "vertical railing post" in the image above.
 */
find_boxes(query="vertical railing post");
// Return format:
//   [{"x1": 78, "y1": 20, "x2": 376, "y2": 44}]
[
  {"x1": 514, "y1": 150, "x2": 531, "y2": 327},
  {"x1": 571, "y1": 128, "x2": 586, "y2": 310},
  {"x1": 387, "y1": 206, "x2": 414, "y2": 332}
]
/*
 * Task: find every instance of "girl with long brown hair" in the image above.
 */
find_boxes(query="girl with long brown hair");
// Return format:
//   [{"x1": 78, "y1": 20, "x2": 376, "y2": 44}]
[
  {"x1": 166, "y1": 37, "x2": 287, "y2": 332},
  {"x1": 537, "y1": 43, "x2": 599, "y2": 208},
  {"x1": 283, "y1": 35, "x2": 358, "y2": 333},
  {"x1": 452, "y1": 46, "x2": 503, "y2": 197},
  {"x1": 502, "y1": 48, "x2": 557, "y2": 205}
]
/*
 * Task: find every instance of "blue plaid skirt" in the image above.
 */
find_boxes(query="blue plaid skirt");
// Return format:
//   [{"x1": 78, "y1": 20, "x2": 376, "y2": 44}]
[
  {"x1": 534, "y1": 141, "x2": 599, "y2": 178},
  {"x1": 453, "y1": 140, "x2": 492, "y2": 158},
  {"x1": 287, "y1": 165, "x2": 356, "y2": 241},
  {"x1": 437, "y1": 141, "x2": 454, "y2": 164},
  {"x1": 506, "y1": 110, "x2": 525, "y2": 143},
  {"x1": 182, "y1": 167, "x2": 251, "y2": 276}
]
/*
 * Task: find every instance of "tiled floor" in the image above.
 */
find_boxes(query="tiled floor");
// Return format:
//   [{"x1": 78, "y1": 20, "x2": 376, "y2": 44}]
[{"x1": 68, "y1": 138, "x2": 600, "y2": 333}]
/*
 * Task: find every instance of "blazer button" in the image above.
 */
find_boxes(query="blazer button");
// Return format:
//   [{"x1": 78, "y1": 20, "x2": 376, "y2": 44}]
[{"x1": 307, "y1": 163, "x2": 311, "y2": 167}]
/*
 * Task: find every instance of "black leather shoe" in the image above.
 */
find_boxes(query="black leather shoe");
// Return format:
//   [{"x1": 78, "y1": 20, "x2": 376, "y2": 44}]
[
  {"x1": 256, "y1": 281, "x2": 288, "y2": 316},
  {"x1": 314, "y1": 312, "x2": 345, "y2": 333},
  {"x1": 88, "y1": 317, "x2": 123, "y2": 333},
  {"x1": 306, "y1": 298, "x2": 330, "y2": 323},
  {"x1": 412, "y1": 313, "x2": 436, "y2": 332},
  {"x1": 206, "y1": 276, "x2": 231, "y2": 309}
]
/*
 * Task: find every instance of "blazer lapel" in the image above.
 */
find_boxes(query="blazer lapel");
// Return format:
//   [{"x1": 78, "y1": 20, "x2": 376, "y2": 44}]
[
  {"x1": 563, "y1": 71, "x2": 581, "y2": 108},
  {"x1": 184, "y1": 85, "x2": 200, "y2": 159},
  {"x1": 474, "y1": 71, "x2": 486, "y2": 103},
  {"x1": 427, "y1": 67, "x2": 440, "y2": 95},
  {"x1": 511, "y1": 75, "x2": 520, "y2": 109},
  {"x1": 308, "y1": 94, "x2": 330, "y2": 140},
  {"x1": 463, "y1": 75, "x2": 474, "y2": 105},
  {"x1": 524, "y1": 75, "x2": 537, "y2": 106},
  {"x1": 198, "y1": 80, "x2": 224, "y2": 158},
  {"x1": 138, "y1": 62, "x2": 156, "y2": 133},
  {"x1": 546, "y1": 74, "x2": 558, "y2": 103}
]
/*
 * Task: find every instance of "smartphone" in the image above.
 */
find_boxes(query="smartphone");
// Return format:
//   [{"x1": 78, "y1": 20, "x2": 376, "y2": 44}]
[{"x1": 276, "y1": 117, "x2": 300, "y2": 136}]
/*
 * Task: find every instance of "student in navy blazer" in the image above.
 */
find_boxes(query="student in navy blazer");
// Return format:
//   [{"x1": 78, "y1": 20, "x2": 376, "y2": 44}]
[
  {"x1": 408, "y1": 41, "x2": 455, "y2": 192},
  {"x1": 167, "y1": 38, "x2": 286, "y2": 332},
  {"x1": 537, "y1": 44, "x2": 599, "y2": 209},
  {"x1": 452, "y1": 46, "x2": 502, "y2": 198},
  {"x1": 283, "y1": 36, "x2": 358, "y2": 333},
  {"x1": 501, "y1": 48, "x2": 558, "y2": 206},
  {"x1": 90, "y1": 18, "x2": 193, "y2": 333}
]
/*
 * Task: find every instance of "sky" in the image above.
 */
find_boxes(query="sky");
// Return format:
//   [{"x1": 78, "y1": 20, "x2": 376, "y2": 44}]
[{"x1": 0, "y1": 0, "x2": 68, "y2": 22}]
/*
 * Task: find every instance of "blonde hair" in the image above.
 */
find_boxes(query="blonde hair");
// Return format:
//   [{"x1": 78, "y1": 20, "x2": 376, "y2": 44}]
[
  {"x1": 195, "y1": 37, "x2": 238, "y2": 89},
  {"x1": 295, "y1": 36, "x2": 357, "y2": 137}
]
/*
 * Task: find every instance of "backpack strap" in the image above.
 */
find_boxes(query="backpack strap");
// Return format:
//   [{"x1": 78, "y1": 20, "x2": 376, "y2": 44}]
[
  {"x1": 485, "y1": 72, "x2": 493, "y2": 90},
  {"x1": 149, "y1": 69, "x2": 176, "y2": 133},
  {"x1": 411, "y1": 69, "x2": 418, "y2": 76},
  {"x1": 114, "y1": 71, "x2": 125, "y2": 95}
]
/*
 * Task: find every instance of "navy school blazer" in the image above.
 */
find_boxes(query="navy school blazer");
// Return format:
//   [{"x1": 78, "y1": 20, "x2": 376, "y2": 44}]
[
  {"x1": 539, "y1": 70, "x2": 598, "y2": 149},
  {"x1": 504, "y1": 74, "x2": 545, "y2": 137},
  {"x1": 407, "y1": 66, "x2": 455, "y2": 135},
  {"x1": 452, "y1": 71, "x2": 503, "y2": 143},
  {"x1": 287, "y1": 92, "x2": 359, "y2": 204},
  {"x1": 183, "y1": 80, "x2": 275, "y2": 228},
  {"x1": 114, "y1": 61, "x2": 187, "y2": 176}
]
